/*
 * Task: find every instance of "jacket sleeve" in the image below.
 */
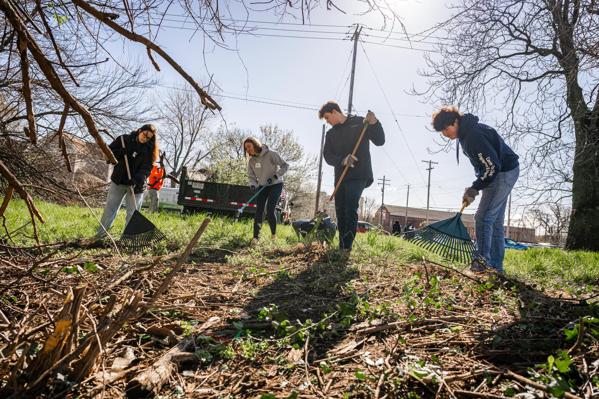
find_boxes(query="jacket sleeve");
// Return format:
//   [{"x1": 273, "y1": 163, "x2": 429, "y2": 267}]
[
  {"x1": 469, "y1": 136, "x2": 502, "y2": 191},
  {"x1": 323, "y1": 131, "x2": 343, "y2": 167},
  {"x1": 272, "y1": 151, "x2": 289, "y2": 176},
  {"x1": 247, "y1": 161, "x2": 258, "y2": 187},
  {"x1": 108, "y1": 135, "x2": 127, "y2": 158},
  {"x1": 367, "y1": 120, "x2": 385, "y2": 146}
]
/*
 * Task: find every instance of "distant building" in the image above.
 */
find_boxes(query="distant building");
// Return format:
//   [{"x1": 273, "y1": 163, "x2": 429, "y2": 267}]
[{"x1": 375, "y1": 204, "x2": 536, "y2": 243}]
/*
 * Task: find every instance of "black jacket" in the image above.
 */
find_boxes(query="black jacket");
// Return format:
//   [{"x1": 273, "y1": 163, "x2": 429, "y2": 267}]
[
  {"x1": 323, "y1": 115, "x2": 385, "y2": 188},
  {"x1": 109, "y1": 132, "x2": 154, "y2": 193},
  {"x1": 458, "y1": 114, "x2": 519, "y2": 191}
]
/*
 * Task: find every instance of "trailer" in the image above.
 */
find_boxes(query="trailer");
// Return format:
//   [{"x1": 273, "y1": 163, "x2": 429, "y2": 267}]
[{"x1": 177, "y1": 167, "x2": 259, "y2": 217}]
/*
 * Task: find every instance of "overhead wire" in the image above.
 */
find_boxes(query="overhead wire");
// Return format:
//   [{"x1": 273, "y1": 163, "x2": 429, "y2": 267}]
[{"x1": 358, "y1": 40, "x2": 435, "y2": 206}]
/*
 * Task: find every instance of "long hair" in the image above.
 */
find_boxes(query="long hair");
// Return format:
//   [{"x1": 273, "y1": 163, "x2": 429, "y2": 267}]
[
  {"x1": 137, "y1": 124, "x2": 159, "y2": 162},
  {"x1": 243, "y1": 136, "x2": 263, "y2": 157}
]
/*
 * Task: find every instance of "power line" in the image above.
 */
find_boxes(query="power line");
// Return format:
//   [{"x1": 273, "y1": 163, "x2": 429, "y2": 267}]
[
  {"x1": 154, "y1": 23, "x2": 445, "y2": 52},
  {"x1": 160, "y1": 25, "x2": 351, "y2": 41},
  {"x1": 358, "y1": 40, "x2": 432, "y2": 198}
]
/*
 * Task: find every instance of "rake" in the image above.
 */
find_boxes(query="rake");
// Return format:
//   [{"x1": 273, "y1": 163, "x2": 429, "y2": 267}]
[
  {"x1": 404, "y1": 202, "x2": 475, "y2": 264},
  {"x1": 235, "y1": 185, "x2": 267, "y2": 221},
  {"x1": 118, "y1": 136, "x2": 166, "y2": 251},
  {"x1": 308, "y1": 119, "x2": 370, "y2": 240}
]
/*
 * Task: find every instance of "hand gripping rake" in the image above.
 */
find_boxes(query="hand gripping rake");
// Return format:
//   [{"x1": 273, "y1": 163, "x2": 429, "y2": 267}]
[
  {"x1": 118, "y1": 136, "x2": 166, "y2": 251},
  {"x1": 405, "y1": 202, "x2": 475, "y2": 264}
]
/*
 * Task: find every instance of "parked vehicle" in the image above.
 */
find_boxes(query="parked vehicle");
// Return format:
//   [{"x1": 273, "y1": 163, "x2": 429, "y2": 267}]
[
  {"x1": 504, "y1": 238, "x2": 528, "y2": 250},
  {"x1": 177, "y1": 167, "x2": 290, "y2": 219},
  {"x1": 357, "y1": 221, "x2": 390, "y2": 235},
  {"x1": 177, "y1": 167, "x2": 259, "y2": 216},
  {"x1": 357, "y1": 221, "x2": 374, "y2": 233}
]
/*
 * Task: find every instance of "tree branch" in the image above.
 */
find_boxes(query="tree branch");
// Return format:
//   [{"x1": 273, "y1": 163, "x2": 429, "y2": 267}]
[{"x1": 72, "y1": 0, "x2": 221, "y2": 111}]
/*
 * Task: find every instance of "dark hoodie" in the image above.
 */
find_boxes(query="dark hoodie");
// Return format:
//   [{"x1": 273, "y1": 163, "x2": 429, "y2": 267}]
[
  {"x1": 108, "y1": 131, "x2": 154, "y2": 193},
  {"x1": 458, "y1": 114, "x2": 519, "y2": 191},
  {"x1": 323, "y1": 115, "x2": 385, "y2": 188}
]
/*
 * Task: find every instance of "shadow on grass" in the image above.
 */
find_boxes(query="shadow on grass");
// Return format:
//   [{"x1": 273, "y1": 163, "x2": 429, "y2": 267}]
[
  {"x1": 475, "y1": 273, "x2": 598, "y2": 374},
  {"x1": 226, "y1": 244, "x2": 361, "y2": 360}
]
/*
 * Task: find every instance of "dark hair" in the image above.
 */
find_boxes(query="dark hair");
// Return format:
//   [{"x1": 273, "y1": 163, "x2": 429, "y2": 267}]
[
  {"x1": 318, "y1": 101, "x2": 342, "y2": 119},
  {"x1": 243, "y1": 137, "x2": 263, "y2": 155},
  {"x1": 137, "y1": 123, "x2": 159, "y2": 161},
  {"x1": 431, "y1": 106, "x2": 462, "y2": 131}
]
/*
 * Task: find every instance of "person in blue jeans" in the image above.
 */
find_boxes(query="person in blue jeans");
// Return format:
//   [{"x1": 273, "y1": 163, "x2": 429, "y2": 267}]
[
  {"x1": 432, "y1": 107, "x2": 519, "y2": 273},
  {"x1": 96, "y1": 124, "x2": 158, "y2": 238},
  {"x1": 320, "y1": 101, "x2": 385, "y2": 252}
]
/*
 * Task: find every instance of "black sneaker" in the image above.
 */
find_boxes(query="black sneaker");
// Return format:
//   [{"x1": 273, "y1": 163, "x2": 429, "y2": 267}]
[{"x1": 470, "y1": 257, "x2": 493, "y2": 273}]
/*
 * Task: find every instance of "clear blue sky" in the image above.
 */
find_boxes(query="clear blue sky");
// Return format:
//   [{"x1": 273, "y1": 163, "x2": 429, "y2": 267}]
[{"x1": 108, "y1": 0, "x2": 529, "y2": 225}]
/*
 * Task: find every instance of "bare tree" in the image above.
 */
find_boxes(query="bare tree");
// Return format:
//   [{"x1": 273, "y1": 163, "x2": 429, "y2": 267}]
[
  {"x1": 418, "y1": 0, "x2": 599, "y2": 250},
  {"x1": 202, "y1": 123, "x2": 316, "y2": 201},
  {"x1": 157, "y1": 87, "x2": 217, "y2": 181},
  {"x1": 259, "y1": 124, "x2": 317, "y2": 197},
  {"x1": 362, "y1": 196, "x2": 378, "y2": 223},
  {"x1": 530, "y1": 202, "x2": 571, "y2": 246}
]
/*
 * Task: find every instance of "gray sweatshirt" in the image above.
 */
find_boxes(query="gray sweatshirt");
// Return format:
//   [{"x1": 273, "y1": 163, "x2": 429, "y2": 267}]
[{"x1": 247, "y1": 145, "x2": 289, "y2": 187}]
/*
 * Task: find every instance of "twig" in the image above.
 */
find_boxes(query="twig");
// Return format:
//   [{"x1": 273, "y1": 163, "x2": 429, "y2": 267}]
[
  {"x1": 506, "y1": 370, "x2": 583, "y2": 399},
  {"x1": 453, "y1": 390, "x2": 507, "y2": 399}
]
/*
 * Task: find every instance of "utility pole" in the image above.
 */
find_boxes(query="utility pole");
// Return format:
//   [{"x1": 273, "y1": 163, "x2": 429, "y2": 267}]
[
  {"x1": 347, "y1": 24, "x2": 362, "y2": 115},
  {"x1": 377, "y1": 176, "x2": 390, "y2": 226},
  {"x1": 404, "y1": 184, "x2": 410, "y2": 226},
  {"x1": 314, "y1": 124, "x2": 326, "y2": 217},
  {"x1": 421, "y1": 160, "x2": 439, "y2": 224}
]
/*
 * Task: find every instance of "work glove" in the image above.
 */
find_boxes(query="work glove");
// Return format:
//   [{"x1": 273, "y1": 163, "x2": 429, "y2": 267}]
[
  {"x1": 126, "y1": 178, "x2": 134, "y2": 186},
  {"x1": 342, "y1": 154, "x2": 358, "y2": 168},
  {"x1": 134, "y1": 182, "x2": 145, "y2": 194},
  {"x1": 365, "y1": 110, "x2": 378, "y2": 125},
  {"x1": 266, "y1": 174, "x2": 278, "y2": 185},
  {"x1": 462, "y1": 187, "x2": 479, "y2": 207}
]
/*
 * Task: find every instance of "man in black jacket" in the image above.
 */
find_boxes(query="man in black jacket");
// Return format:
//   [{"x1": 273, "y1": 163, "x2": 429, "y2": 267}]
[
  {"x1": 320, "y1": 101, "x2": 385, "y2": 252},
  {"x1": 432, "y1": 106, "x2": 519, "y2": 273}
]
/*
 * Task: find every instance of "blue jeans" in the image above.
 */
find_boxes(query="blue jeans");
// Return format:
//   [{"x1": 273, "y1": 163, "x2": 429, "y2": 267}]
[
  {"x1": 96, "y1": 182, "x2": 144, "y2": 237},
  {"x1": 475, "y1": 166, "x2": 519, "y2": 272},
  {"x1": 334, "y1": 179, "x2": 367, "y2": 250}
]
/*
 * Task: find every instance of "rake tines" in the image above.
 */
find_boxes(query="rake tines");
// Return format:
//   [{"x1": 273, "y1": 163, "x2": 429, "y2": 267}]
[
  {"x1": 409, "y1": 226, "x2": 475, "y2": 263},
  {"x1": 405, "y1": 208, "x2": 476, "y2": 264},
  {"x1": 118, "y1": 210, "x2": 166, "y2": 251},
  {"x1": 119, "y1": 228, "x2": 166, "y2": 252}
]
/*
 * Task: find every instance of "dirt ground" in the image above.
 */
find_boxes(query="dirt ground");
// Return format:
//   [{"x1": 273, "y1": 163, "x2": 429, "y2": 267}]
[{"x1": 1, "y1": 241, "x2": 597, "y2": 398}]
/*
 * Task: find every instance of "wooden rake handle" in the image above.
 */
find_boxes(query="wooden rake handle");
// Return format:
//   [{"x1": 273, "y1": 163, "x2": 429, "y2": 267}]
[
  {"x1": 120, "y1": 136, "x2": 137, "y2": 209},
  {"x1": 459, "y1": 201, "x2": 468, "y2": 214},
  {"x1": 327, "y1": 120, "x2": 370, "y2": 203}
]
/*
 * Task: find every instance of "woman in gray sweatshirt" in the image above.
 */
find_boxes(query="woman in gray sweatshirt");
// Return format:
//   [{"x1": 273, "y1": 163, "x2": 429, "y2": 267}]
[{"x1": 244, "y1": 137, "x2": 289, "y2": 241}]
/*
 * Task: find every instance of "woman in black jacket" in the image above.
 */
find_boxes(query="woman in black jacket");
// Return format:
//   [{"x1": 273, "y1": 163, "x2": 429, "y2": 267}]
[{"x1": 96, "y1": 124, "x2": 159, "y2": 237}]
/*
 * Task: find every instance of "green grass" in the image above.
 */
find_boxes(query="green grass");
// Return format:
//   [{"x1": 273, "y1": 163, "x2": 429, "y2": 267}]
[{"x1": 3, "y1": 198, "x2": 599, "y2": 292}]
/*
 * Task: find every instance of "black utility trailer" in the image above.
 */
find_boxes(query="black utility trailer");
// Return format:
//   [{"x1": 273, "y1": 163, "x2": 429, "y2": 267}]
[{"x1": 177, "y1": 167, "x2": 258, "y2": 217}]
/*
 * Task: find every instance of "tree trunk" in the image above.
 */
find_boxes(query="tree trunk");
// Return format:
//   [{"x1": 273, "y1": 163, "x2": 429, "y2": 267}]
[{"x1": 566, "y1": 113, "x2": 599, "y2": 250}]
